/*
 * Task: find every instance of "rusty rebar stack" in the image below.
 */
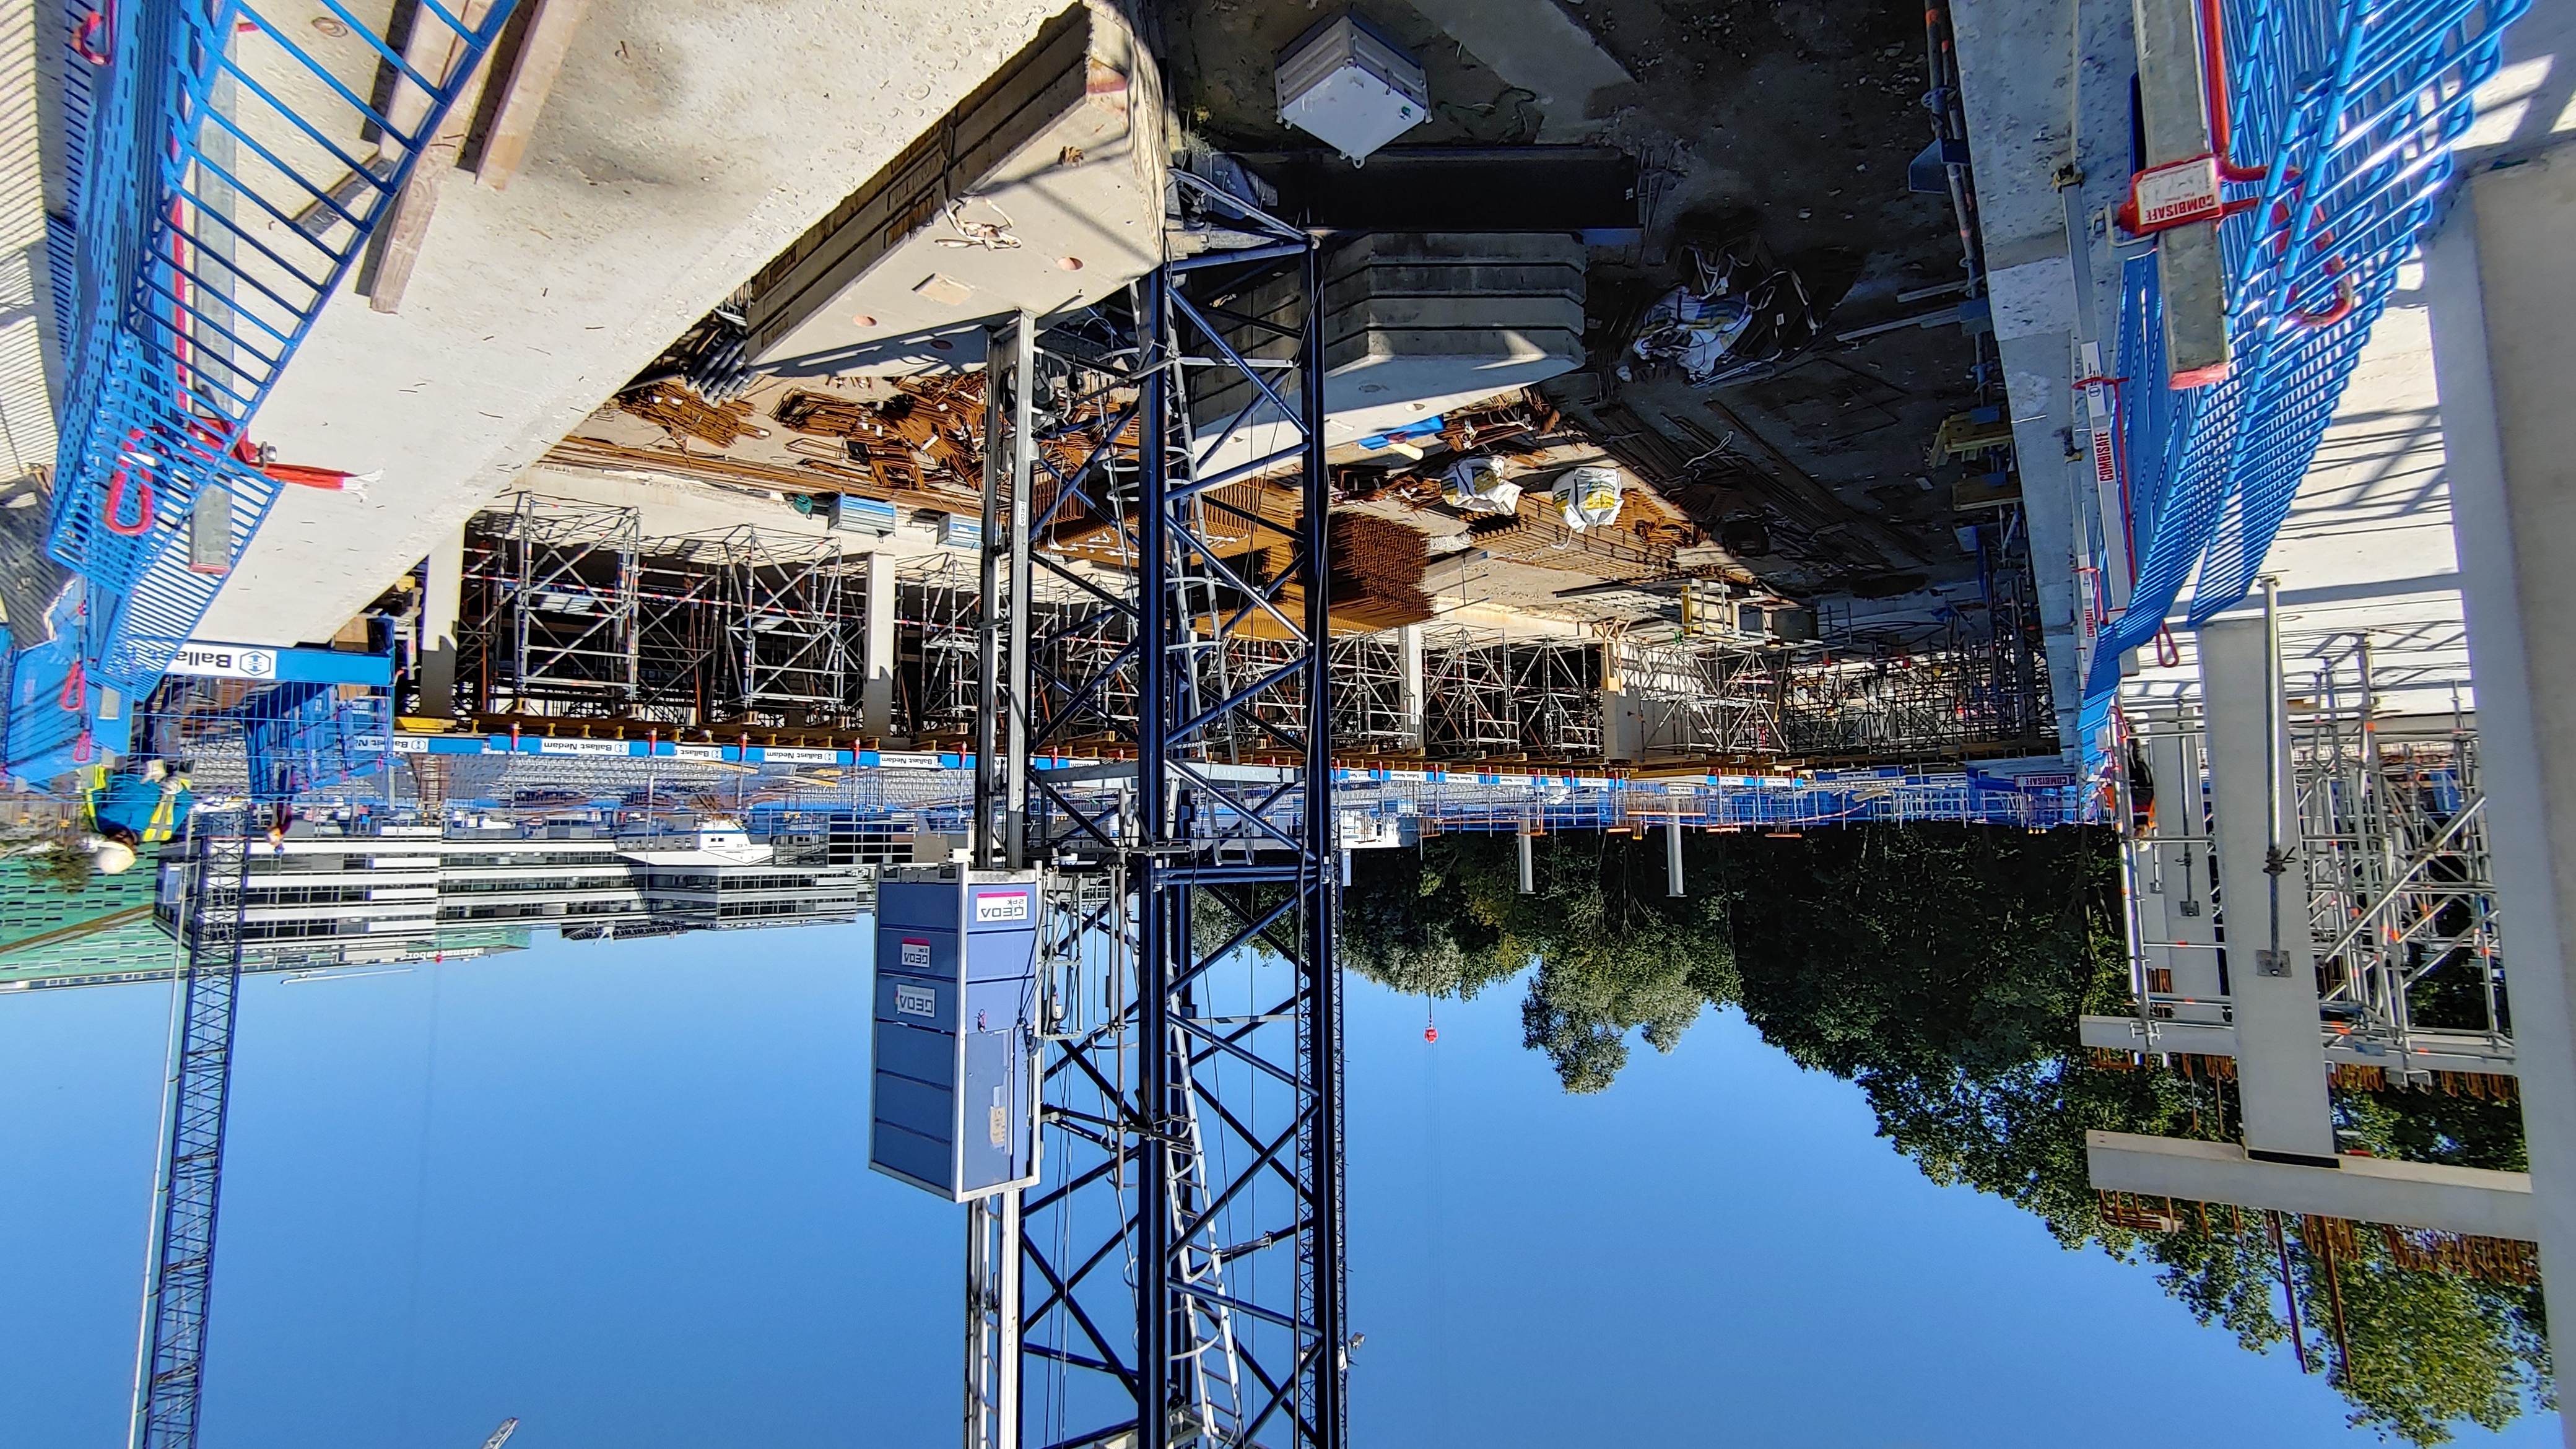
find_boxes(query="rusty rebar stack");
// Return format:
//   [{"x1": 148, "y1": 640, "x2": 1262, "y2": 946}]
[{"x1": 1325, "y1": 514, "x2": 1434, "y2": 632}]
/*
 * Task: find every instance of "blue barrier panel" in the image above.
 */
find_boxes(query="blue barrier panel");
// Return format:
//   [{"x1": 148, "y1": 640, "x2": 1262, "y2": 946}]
[{"x1": 45, "y1": 0, "x2": 519, "y2": 697}]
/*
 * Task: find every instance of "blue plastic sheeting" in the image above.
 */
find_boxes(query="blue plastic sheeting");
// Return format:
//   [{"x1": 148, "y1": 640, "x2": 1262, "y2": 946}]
[
  {"x1": 2083, "y1": 0, "x2": 2526, "y2": 702},
  {"x1": 44, "y1": 0, "x2": 518, "y2": 698}
]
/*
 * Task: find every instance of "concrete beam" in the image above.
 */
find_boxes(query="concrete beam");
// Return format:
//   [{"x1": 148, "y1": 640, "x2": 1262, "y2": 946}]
[
  {"x1": 1397, "y1": 624, "x2": 1425, "y2": 752},
  {"x1": 2425, "y1": 145, "x2": 2576, "y2": 1447},
  {"x1": 2088, "y1": 1131, "x2": 2536, "y2": 1238},
  {"x1": 2200, "y1": 615, "x2": 2338, "y2": 1158},
  {"x1": 2131, "y1": 0, "x2": 2230, "y2": 383},
  {"x1": 863, "y1": 550, "x2": 898, "y2": 741},
  {"x1": 416, "y1": 528, "x2": 464, "y2": 718}
]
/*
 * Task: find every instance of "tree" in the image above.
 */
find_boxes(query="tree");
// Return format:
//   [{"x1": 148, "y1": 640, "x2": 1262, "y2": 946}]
[
  {"x1": 1339, "y1": 830, "x2": 1736, "y2": 1092},
  {"x1": 1713, "y1": 823, "x2": 2547, "y2": 1446},
  {"x1": 1341, "y1": 820, "x2": 2554, "y2": 1443}
]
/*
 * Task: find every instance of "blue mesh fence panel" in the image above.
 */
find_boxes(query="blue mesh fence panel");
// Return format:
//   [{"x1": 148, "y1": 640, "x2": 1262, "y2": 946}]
[
  {"x1": 44, "y1": 0, "x2": 518, "y2": 698},
  {"x1": 2082, "y1": 0, "x2": 2524, "y2": 700}
]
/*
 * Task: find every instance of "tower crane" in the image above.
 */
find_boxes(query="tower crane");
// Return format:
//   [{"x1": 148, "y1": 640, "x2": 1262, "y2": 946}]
[{"x1": 871, "y1": 185, "x2": 1349, "y2": 1449}]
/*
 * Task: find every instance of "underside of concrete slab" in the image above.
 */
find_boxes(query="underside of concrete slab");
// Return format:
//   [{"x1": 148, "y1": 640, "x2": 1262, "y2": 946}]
[{"x1": 195, "y1": 0, "x2": 1070, "y2": 648}]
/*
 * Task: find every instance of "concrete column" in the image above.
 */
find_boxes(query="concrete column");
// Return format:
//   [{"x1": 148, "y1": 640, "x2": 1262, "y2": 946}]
[
  {"x1": 1396, "y1": 624, "x2": 1426, "y2": 753},
  {"x1": 2198, "y1": 617, "x2": 2336, "y2": 1160},
  {"x1": 2424, "y1": 154, "x2": 2576, "y2": 1448},
  {"x1": 416, "y1": 528, "x2": 463, "y2": 718},
  {"x1": 864, "y1": 550, "x2": 899, "y2": 741}
]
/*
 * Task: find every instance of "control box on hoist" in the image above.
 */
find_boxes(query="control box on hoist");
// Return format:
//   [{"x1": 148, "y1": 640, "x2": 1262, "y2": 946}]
[{"x1": 870, "y1": 865, "x2": 1043, "y2": 1201}]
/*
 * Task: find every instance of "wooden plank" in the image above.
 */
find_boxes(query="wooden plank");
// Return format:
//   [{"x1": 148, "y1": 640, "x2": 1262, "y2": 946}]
[
  {"x1": 363, "y1": 0, "x2": 496, "y2": 314},
  {"x1": 474, "y1": 0, "x2": 593, "y2": 190}
]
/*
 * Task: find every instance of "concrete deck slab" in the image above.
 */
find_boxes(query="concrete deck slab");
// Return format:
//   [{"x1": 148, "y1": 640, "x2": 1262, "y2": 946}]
[{"x1": 197, "y1": 0, "x2": 1068, "y2": 647}]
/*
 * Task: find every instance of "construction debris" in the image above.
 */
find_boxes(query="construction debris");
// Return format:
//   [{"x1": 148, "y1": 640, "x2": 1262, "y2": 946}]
[
  {"x1": 616, "y1": 384, "x2": 765, "y2": 448},
  {"x1": 1623, "y1": 235, "x2": 1823, "y2": 388}
]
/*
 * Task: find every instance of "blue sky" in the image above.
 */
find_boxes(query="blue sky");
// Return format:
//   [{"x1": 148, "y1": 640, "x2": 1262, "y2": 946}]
[{"x1": 2, "y1": 925, "x2": 2558, "y2": 1448}]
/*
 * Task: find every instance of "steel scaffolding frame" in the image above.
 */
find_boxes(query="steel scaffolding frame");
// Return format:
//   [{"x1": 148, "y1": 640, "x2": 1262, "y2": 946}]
[
  {"x1": 726, "y1": 531, "x2": 864, "y2": 724},
  {"x1": 901, "y1": 551, "x2": 985, "y2": 741},
  {"x1": 1770, "y1": 637, "x2": 2045, "y2": 760},
  {"x1": 970, "y1": 211, "x2": 1345, "y2": 1449},
  {"x1": 2296, "y1": 646, "x2": 2505, "y2": 1072},
  {"x1": 1037, "y1": 603, "x2": 1142, "y2": 751},
  {"x1": 1423, "y1": 628, "x2": 1518, "y2": 759},
  {"x1": 1617, "y1": 637, "x2": 1781, "y2": 760},
  {"x1": 1214, "y1": 634, "x2": 1309, "y2": 758},
  {"x1": 630, "y1": 535, "x2": 736, "y2": 726},
  {"x1": 461, "y1": 496, "x2": 641, "y2": 717},
  {"x1": 458, "y1": 502, "x2": 871, "y2": 728},
  {"x1": 2117, "y1": 659, "x2": 2507, "y2": 1071},
  {"x1": 1511, "y1": 642, "x2": 1603, "y2": 760},
  {"x1": 1328, "y1": 634, "x2": 1411, "y2": 755}
]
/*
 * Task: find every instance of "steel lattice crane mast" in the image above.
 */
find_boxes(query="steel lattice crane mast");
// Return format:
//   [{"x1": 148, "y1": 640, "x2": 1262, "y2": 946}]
[{"x1": 924, "y1": 186, "x2": 1347, "y2": 1449}]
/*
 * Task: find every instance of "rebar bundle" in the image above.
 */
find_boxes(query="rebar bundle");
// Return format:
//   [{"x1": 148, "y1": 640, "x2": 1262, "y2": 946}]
[
  {"x1": 1323, "y1": 515, "x2": 1434, "y2": 632},
  {"x1": 615, "y1": 383, "x2": 765, "y2": 448}
]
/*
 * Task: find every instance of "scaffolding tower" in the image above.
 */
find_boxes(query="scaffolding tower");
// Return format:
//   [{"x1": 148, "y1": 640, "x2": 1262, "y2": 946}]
[
  {"x1": 900, "y1": 552, "x2": 984, "y2": 742},
  {"x1": 1424, "y1": 629, "x2": 1518, "y2": 759},
  {"x1": 1329, "y1": 633, "x2": 1412, "y2": 755},
  {"x1": 631, "y1": 534, "x2": 737, "y2": 726},
  {"x1": 1613, "y1": 637, "x2": 1782, "y2": 761},
  {"x1": 1512, "y1": 641, "x2": 1604, "y2": 760},
  {"x1": 726, "y1": 531, "x2": 864, "y2": 725},
  {"x1": 458, "y1": 501, "x2": 872, "y2": 729},
  {"x1": 462, "y1": 495, "x2": 643, "y2": 717},
  {"x1": 2297, "y1": 645, "x2": 2505, "y2": 1071}
]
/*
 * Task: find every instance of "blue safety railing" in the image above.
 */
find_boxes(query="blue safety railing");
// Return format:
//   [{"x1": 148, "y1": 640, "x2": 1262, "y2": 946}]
[
  {"x1": 240, "y1": 681, "x2": 389, "y2": 796},
  {"x1": 43, "y1": 0, "x2": 516, "y2": 703},
  {"x1": 2084, "y1": 0, "x2": 2525, "y2": 702}
]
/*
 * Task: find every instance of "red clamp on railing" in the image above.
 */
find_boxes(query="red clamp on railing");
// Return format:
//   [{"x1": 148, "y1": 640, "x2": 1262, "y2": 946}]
[
  {"x1": 2266, "y1": 196, "x2": 2355, "y2": 329},
  {"x1": 103, "y1": 429, "x2": 157, "y2": 536},
  {"x1": 71, "y1": 5, "x2": 113, "y2": 64},
  {"x1": 59, "y1": 657, "x2": 86, "y2": 711},
  {"x1": 2286, "y1": 273, "x2": 2357, "y2": 329}
]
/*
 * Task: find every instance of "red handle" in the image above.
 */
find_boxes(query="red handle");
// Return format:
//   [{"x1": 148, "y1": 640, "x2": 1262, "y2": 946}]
[
  {"x1": 103, "y1": 432, "x2": 157, "y2": 536},
  {"x1": 2197, "y1": 0, "x2": 2270, "y2": 183},
  {"x1": 72, "y1": 7, "x2": 111, "y2": 64},
  {"x1": 2285, "y1": 274, "x2": 2357, "y2": 331}
]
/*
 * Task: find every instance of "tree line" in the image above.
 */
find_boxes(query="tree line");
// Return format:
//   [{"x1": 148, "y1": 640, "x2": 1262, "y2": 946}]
[{"x1": 1336, "y1": 825, "x2": 2548, "y2": 1445}]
